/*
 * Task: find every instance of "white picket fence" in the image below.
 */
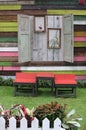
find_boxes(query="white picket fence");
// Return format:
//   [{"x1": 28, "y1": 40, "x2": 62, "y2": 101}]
[{"x1": 0, "y1": 117, "x2": 65, "y2": 130}]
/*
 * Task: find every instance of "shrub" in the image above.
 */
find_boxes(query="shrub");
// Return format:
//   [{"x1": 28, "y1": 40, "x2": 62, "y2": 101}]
[
  {"x1": 62, "y1": 109, "x2": 82, "y2": 130},
  {"x1": 0, "y1": 76, "x2": 4, "y2": 85},
  {"x1": 3, "y1": 78, "x2": 13, "y2": 86},
  {"x1": 77, "y1": 80, "x2": 85, "y2": 88},
  {"x1": 33, "y1": 101, "x2": 66, "y2": 127},
  {"x1": 0, "y1": 104, "x2": 34, "y2": 128}
]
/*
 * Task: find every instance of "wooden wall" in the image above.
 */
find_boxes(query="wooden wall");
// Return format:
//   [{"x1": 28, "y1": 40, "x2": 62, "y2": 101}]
[{"x1": 0, "y1": 5, "x2": 86, "y2": 81}]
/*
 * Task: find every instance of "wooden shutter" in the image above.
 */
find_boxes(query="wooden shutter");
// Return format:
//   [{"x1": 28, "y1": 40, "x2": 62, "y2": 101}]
[
  {"x1": 18, "y1": 14, "x2": 31, "y2": 63},
  {"x1": 63, "y1": 14, "x2": 74, "y2": 63}
]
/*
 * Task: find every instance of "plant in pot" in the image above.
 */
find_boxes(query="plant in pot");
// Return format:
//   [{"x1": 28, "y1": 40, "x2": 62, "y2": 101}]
[
  {"x1": 33, "y1": 101, "x2": 66, "y2": 128},
  {"x1": 62, "y1": 109, "x2": 83, "y2": 130},
  {"x1": 0, "y1": 104, "x2": 34, "y2": 128}
]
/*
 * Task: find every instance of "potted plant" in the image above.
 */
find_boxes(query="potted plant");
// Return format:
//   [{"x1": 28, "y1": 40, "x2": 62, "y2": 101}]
[
  {"x1": 0, "y1": 104, "x2": 34, "y2": 128},
  {"x1": 62, "y1": 109, "x2": 83, "y2": 130},
  {"x1": 33, "y1": 101, "x2": 66, "y2": 127}
]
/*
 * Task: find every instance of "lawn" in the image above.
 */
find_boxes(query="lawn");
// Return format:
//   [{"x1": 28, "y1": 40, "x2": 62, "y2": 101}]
[{"x1": 0, "y1": 86, "x2": 86, "y2": 130}]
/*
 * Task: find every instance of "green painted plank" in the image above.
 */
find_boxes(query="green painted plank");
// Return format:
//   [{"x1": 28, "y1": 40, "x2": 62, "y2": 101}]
[
  {"x1": 47, "y1": 10, "x2": 86, "y2": 15},
  {"x1": 22, "y1": 70, "x2": 86, "y2": 75},
  {"x1": 0, "y1": 62, "x2": 12, "y2": 66},
  {"x1": 0, "y1": 37, "x2": 18, "y2": 43},
  {"x1": 74, "y1": 15, "x2": 86, "y2": 20},
  {"x1": 0, "y1": 5, "x2": 21, "y2": 10},
  {"x1": 54, "y1": 71, "x2": 86, "y2": 75},
  {"x1": 0, "y1": 22, "x2": 17, "y2": 27},
  {"x1": 0, "y1": 28, "x2": 17, "y2": 32},
  {"x1": 35, "y1": 0, "x2": 78, "y2": 4},
  {"x1": 74, "y1": 42, "x2": 86, "y2": 47}
]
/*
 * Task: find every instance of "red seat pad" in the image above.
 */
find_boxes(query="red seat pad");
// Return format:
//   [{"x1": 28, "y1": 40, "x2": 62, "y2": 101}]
[
  {"x1": 55, "y1": 80, "x2": 77, "y2": 84},
  {"x1": 37, "y1": 72, "x2": 54, "y2": 78},
  {"x1": 16, "y1": 72, "x2": 36, "y2": 79},
  {"x1": 54, "y1": 74, "x2": 75, "y2": 80},
  {"x1": 14, "y1": 78, "x2": 36, "y2": 83}
]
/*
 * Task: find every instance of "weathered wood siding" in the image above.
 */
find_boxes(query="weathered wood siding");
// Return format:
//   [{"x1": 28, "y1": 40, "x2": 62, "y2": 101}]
[{"x1": 0, "y1": 5, "x2": 86, "y2": 81}]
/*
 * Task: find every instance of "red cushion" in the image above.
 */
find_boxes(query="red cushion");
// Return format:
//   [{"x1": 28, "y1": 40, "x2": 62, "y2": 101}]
[
  {"x1": 16, "y1": 72, "x2": 36, "y2": 79},
  {"x1": 55, "y1": 74, "x2": 75, "y2": 80},
  {"x1": 37, "y1": 72, "x2": 54, "y2": 78},
  {"x1": 55, "y1": 79, "x2": 77, "y2": 84},
  {"x1": 14, "y1": 78, "x2": 36, "y2": 83}
]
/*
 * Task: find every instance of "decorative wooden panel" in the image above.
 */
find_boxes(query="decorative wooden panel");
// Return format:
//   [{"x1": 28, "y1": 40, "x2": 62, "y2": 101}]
[
  {"x1": 63, "y1": 14, "x2": 74, "y2": 62},
  {"x1": 18, "y1": 14, "x2": 31, "y2": 62}
]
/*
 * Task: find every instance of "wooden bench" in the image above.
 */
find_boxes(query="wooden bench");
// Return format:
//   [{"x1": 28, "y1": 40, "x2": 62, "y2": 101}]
[
  {"x1": 54, "y1": 74, "x2": 77, "y2": 98},
  {"x1": 13, "y1": 72, "x2": 36, "y2": 96},
  {"x1": 13, "y1": 72, "x2": 77, "y2": 97},
  {"x1": 36, "y1": 72, "x2": 54, "y2": 93}
]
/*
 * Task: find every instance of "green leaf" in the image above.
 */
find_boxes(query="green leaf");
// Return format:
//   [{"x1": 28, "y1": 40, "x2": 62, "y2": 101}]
[
  {"x1": 62, "y1": 123, "x2": 69, "y2": 129},
  {"x1": 67, "y1": 121, "x2": 80, "y2": 127},
  {"x1": 72, "y1": 117, "x2": 83, "y2": 121},
  {"x1": 67, "y1": 109, "x2": 75, "y2": 118}
]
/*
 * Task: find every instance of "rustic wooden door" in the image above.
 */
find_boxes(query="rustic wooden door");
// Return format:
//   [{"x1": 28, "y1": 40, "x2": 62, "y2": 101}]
[
  {"x1": 18, "y1": 14, "x2": 31, "y2": 63},
  {"x1": 63, "y1": 14, "x2": 74, "y2": 63}
]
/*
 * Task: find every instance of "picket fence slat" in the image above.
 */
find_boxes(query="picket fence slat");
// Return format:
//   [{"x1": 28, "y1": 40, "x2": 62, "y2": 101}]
[
  {"x1": 9, "y1": 117, "x2": 16, "y2": 130},
  {"x1": 0, "y1": 117, "x2": 65, "y2": 130},
  {"x1": 0, "y1": 116, "x2": 5, "y2": 130}
]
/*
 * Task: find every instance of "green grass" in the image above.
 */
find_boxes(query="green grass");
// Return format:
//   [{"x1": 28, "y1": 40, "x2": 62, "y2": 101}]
[{"x1": 0, "y1": 86, "x2": 86, "y2": 130}]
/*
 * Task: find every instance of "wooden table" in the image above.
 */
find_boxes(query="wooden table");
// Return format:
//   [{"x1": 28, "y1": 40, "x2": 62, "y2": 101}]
[{"x1": 36, "y1": 72, "x2": 54, "y2": 94}]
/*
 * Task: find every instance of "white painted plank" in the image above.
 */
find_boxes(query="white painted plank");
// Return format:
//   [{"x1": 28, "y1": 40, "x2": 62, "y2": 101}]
[
  {"x1": 20, "y1": 117, "x2": 27, "y2": 130},
  {"x1": 9, "y1": 117, "x2": 16, "y2": 130},
  {"x1": 0, "y1": 47, "x2": 18, "y2": 51},
  {"x1": 31, "y1": 118, "x2": 41, "y2": 130},
  {"x1": 21, "y1": 66, "x2": 86, "y2": 71},
  {"x1": 42, "y1": 118, "x2": 50, "y2": 130},
  {"x1": 74, "y1": 21, "x2": 86, "y2": 25},
  {"x1": 0, "y1": 117, "x2": 5, "y2": 130}
]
